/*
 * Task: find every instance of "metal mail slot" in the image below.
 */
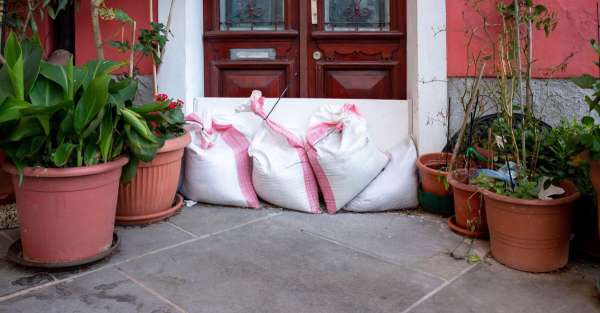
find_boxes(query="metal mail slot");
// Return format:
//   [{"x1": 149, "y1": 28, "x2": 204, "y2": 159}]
[{"x1": 230, "y1": 48, "x2": 277, "y2": 60}]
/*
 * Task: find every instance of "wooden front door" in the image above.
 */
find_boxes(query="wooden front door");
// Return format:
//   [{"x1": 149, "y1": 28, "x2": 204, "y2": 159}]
[{"x1": 203, "y1": 0, "x2": 406, "y2": 99}]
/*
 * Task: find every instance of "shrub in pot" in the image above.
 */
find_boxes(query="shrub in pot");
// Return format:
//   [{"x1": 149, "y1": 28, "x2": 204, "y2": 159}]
[
  {"x1": 573, "y1": 40, "x2": 600, "y2": 239},
  {"x1": 116, "y1": 94, "x2": 190, "y2": 225},
  {"x1": 0, "y1": 33, "x2": 163, "y2": 265}
]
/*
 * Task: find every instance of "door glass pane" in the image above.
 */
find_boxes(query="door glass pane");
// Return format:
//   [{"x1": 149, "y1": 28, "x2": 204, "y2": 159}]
[
  {"x1": 324, "y1": 0, "x2": 390, "y2": 32},
  {"x1": 220, "y1": 0, "x2": 285, "y2": 31}
]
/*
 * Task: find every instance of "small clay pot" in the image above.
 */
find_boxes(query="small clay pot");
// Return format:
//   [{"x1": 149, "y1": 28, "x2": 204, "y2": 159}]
[
  {"x1": 116, "y1": 132, "x2": 191, "y2": 225},
  {"x1": 590, "y1": 160, "x2": 600, "y2": 239},
  {"x1": 3, "y1": 157, "x2": 128, "y2": 264},
  {"x1": 416, "y1": 153, "x2": 452, "y2": 197},
  {"x1": 447, "y1": 169, "x2": 488, "y2": 238},
  {"x1": 482, "y1": 181, "x2": 580, "y2": 273}
]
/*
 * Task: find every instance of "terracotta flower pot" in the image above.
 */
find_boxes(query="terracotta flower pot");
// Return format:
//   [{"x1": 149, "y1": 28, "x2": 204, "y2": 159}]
[
  {"x1": 416, "y1": 153, "x2": 452, "y2": 197},
  {"x1": 482, "y1": 181, "x2": 580, "y2": 273},
  {"x1": 116, "y1": 132, "x2": 191, "y2": 225},
  {"x1": 0, "y1": 151, "x2": 14, "y2": 202},
  {"x1": 2, "y1": 157, "x2": 128, "y2": 264},
  {"x1": 590, "y1": 160, "x2": 600, "y2": 239},
  {"x1": 447, "y1": 169, "x2": 488, "y2": 238}
]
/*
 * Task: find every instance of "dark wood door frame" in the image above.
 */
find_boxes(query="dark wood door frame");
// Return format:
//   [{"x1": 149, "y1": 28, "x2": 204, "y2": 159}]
[{"x1": 203, "y1": 0, "x2": 406, "y2": 99}]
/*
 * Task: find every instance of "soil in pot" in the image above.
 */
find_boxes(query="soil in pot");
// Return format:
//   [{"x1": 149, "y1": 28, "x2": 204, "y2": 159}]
[
  {"x1": 2, "y1": 157, "x2": 128, "y2": 265},
  {"x1": 416, "y1": 153, "x2": 452, "y2": 197},
  {"x1": 447, "y1": 169, "x2": 488, "y2": 238},
  {"x1": 483, "y1": 181, "x2": 580, "y2": 273},
  {"x1": 117, "y1": 132, "x2": 191, "y2": 225},
  {"x1": 0, "y1": 151, "x2": 14, "y2": 201}
]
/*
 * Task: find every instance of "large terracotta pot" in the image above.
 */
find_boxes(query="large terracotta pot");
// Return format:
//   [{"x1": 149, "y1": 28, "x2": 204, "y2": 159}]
[
  {"x1": 416, "y1": 153, "x2": 452, "y2": 197},
  {"x1": 590, "y1": 160, "x2": 600, "y2": 239},
  {"x1": 447, "y1": 169, "x2": 487, "y2": 237},
  {"x1": 2, "y1": 157, "x2": 128, "y2": 264},
  {"x1": 116, "y1": 132, "x2": 191, "y2": 225},
  {"x1": 0, "y1": 151, "x2": 14, "y2": 202},
  {"x1": 482, "y1": 181, "x2": 580, "y2": 273}
]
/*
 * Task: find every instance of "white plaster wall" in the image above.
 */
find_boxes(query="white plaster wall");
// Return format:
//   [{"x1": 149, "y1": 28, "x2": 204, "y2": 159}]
[
  {"x1": 158, "y1": 0, "x2": 204, "y2": 114},
  {"x1": 406, "y1": 0, "x2": 448, "y2": 153}
]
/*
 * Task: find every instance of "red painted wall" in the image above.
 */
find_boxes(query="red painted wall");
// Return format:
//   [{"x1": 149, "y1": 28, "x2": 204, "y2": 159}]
[
  {"x1": 75, "y1": 0, "x2": 158, "y2": 74},
  {"x1": 447, "y1": 0, "x2": 598, "y2": 78}
]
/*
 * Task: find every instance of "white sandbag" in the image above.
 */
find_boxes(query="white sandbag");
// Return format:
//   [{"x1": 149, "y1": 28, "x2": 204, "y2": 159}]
[
  {"x1": 181, "y1": 111, "x2": 260, "y2": 209},
  {"x1": 306, "y1": 104, "x2": 389, "y2": 214},
  {"x1": 248, "y1": 91, "x2": 321, "y2": 213},
  {"x1": 345, "y1": 139, "x2": 419, "y2": 212}
]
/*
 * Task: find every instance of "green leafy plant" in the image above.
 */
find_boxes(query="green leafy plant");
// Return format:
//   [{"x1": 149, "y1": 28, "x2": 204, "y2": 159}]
[
  {"x1": 573, "y1": 40, "x2": 600, "y2": 160},
  {"x1": 0, "y1": 32, "x2": 164, "y2": 183}
]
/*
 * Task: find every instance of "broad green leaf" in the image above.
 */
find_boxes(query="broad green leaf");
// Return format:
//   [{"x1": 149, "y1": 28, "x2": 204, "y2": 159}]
[
  {"x1": 132, "y1": 102, "x2": 169, "y2": 114},
  {"x1": 121, "y1": 107, "x2": 159, "y2": 143},
  {"x1": 0, "y1": 99, "x2": 28, "y2": 123},
  {"x1": 4, "y1": 33, "x2": 24, "y2": 100},
  {"x1": 16, "y1": 136, "x2": 44, "y2": 159},
  {"x1": 22, "y1": 36, "x2": 43, "y2": 94},
  {"x1": 83, "y1": 142, "x2": 99, "y2": 166},
  {"x1": 74, "y1": 75, "x2": 111, "y2": 134},
  {"x1": 82, "y1": 108, "x2": 105, "y2": 138},
  {"x1": 39, "y1": 62, "x2": 69, "y2": 97},
  {"x1": 73, "y1": 67, "x2": 87, "y2": 94},
  {"x1": 99, "y1": 111, "x2": 113, "y2": 162},
  {"x1": 83, "y1": 60, "x2": 121, "y2": 88},
  {"x1": 30, "y1": 77, "x2": 63, "y2": 107},
  {"x1": 124, "y1": 125, "x2": 162, "y2": 162},
  {"x1": 120, "y1": 157, "x2": 139, "y2": 184},
  {"x1": 0, "y1": 66, "x2": 14, "y2": 104},
  {"x1": 160, "y1": 109, "x2": 184, "y2": 125},
  {"x1": 111, "y1": 136, "x2": 124, "y2": 159},
  {"x1": 8, "y1": 117, "x2": 43, "y2": 141},
  {"x1": 52, "y1": 142, "x2": 77, "y2": 167}
]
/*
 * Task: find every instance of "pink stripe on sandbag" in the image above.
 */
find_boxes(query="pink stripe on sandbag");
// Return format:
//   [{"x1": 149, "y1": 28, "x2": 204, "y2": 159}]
[
  {"x1": 220, "y1": 127, "x2": 260, "y2": 209},
  {"x1": 295, "y1": 148, "x2": 321, "y2": 214},
  {"x1": 306, "y1": 146, "x2": 337, "y2": 214}
]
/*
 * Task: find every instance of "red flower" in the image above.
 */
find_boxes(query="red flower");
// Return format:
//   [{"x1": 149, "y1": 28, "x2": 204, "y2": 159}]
[
  {"x1": 168, "y1": 102, "x2": 178, "y2": 110},
  {"x1": 148, "y1": 111, "x2": 159, "y2": 116},
  {"x1": 176, "y1": 99, "x2": 184, "y2": 106},
  {"x1": 150, "y1": 121, "x2": 158, "y2": 129},
  {"x1": 155, "y1": 93, "x2": 169, "y2": 102}
]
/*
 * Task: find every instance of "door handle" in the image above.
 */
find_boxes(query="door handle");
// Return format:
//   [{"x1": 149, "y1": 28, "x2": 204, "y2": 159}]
[{"x1": 311, "y1": 0, "x2": 318, "y2": 25}]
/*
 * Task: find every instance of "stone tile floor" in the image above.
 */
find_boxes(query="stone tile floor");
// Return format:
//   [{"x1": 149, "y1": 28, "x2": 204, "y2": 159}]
[{"x1": 0, "y1": 205, "x2": 598, "y2": 313}]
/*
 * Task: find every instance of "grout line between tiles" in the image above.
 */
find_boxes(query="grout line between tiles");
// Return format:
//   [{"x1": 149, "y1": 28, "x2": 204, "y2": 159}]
[
  {"x1": 0, "y1": 212, "x2": 280, "y2": 303},
  {"x1": 165, "y1": 221, "x2": 201, "y2": 238},
  {"x1": 301, "y1": 229, "x2": 447, "y2": 283},
  {"x1": 117, "y1": 268, "x2": 189, "y2": 313},
  {"x1": 400, "y1": 263, "x2": 479, "y2": 313}
]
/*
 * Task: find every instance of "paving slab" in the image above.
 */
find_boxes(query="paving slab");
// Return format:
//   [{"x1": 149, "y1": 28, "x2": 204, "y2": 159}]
[
  {"x1": 119, "y1": 218, "x2": 443, "y2": 313},
  {"x1": 408, "y1": 259, "x2": 600, "y2": 313},
  {"x1": 51, "y1": 221, "x2": 194, "y2": 279},
  {"x1": 0, "y1": 234, "x2": 54, "y2": 297},
  {"x1": 0, "y1": 268, "x2": 177, "y2": 313},
  {"x1": 272, "y1": 211, "x2": 471, "y2": 278},
  {"x1": 168, "y1": 204, "x2": 279, "y2": 237}
]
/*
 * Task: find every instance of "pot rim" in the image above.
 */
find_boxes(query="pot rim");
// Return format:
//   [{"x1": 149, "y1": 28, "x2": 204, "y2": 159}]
[
  {"x1": 447, "y1": 169, "x2": 479, "y2": 193},
  {"x1": 416, "y1": 152, "x2": 452, "y2": 176},
  {"x1": 158, "y1": 131, "x2": 191, "y2": 153},
  {"x1": 2, "y1": 156, "x2": 129, "y2": 178},
  {"x1": 480, "y1": 180, "x2": 581, "y2": 206}
]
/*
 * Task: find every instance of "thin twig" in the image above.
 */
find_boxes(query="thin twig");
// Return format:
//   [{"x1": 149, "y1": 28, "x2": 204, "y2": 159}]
[
  {"x1": 450, "y1": 63, "x2": 487, "y2": 172},
  {"x1": 514, "y1": 0, "x2": 526, "y2": 169},
  {"x1": 157, "y1": 0, "x2": 176, "y2": 75},
  {"x1": 129, "y1": 21, "x2": 136, "y2": 77}
]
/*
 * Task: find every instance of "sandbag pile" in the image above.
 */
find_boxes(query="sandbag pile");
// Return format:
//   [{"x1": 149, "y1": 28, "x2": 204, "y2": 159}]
[
  {"x1": 180, "y1": 90, "x2": 418, "y2": 213},
  {"x1": 180, "y1": 111, "x2": 260, "y2": 209}
]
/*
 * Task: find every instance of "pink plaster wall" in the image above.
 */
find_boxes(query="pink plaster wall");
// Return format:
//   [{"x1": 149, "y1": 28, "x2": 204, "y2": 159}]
[{"x1": 447, "y1": 0, "x2": 598, "y2": 78}]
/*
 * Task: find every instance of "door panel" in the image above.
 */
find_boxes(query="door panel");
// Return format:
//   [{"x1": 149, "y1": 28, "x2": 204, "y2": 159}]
[{"x1": 203, "y1": 0, "x2": 406, "y2": 99}]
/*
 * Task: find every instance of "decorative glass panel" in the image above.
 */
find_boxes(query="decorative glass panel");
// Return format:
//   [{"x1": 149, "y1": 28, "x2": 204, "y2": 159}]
[
  {"x1": 230, "y1": 48, "x2": 277, "y2": 60},
  {"x1": 324, "y1": 0, "x2": 390, "y2": 32},
  {"x1": 220, "y1": 0, "x2": 285, "y2": 31}
]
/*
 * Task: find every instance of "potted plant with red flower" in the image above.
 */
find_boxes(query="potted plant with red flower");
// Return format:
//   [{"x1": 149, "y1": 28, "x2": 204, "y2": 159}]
[{"x1": 116, "y1": 93, "x2": 190, "y2": 225}]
